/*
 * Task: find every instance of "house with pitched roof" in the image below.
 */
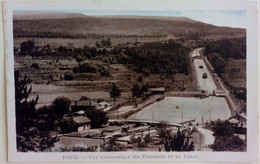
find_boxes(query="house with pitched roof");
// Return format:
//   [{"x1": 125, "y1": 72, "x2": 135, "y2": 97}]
[{"x1": 72, "y1": 115, "x2": 91, "y2": 131}]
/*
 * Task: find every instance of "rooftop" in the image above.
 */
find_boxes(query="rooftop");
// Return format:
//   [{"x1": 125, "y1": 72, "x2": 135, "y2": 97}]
[
  {"x1": 149, "y1": 87, "x2": 165, "y2": 92},
  {"x1": 73, "y1": 116, "x2": 91, "y2": 124}
]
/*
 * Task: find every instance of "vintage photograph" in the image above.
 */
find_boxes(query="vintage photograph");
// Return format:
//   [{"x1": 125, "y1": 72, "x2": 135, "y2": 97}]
[
  {"x1": 13, "y1": 10, "x2": 247, "y2": 153},
  {"x1": 4, "y1": 0, "x2": 258, "y2": 163}
]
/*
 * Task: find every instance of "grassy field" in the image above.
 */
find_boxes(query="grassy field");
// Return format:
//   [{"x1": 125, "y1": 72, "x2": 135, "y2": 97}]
[{"x1": 223, "y1": 59, "x2": 246, "y2": 88}]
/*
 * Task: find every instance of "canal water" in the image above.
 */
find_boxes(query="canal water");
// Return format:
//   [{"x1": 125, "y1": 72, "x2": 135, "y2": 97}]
[{"x1": 129, "y1": 96, "x2": 231, "y2": 124}]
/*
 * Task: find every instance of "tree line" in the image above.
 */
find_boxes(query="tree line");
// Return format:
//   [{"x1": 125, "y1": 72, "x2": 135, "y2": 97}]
[
  {"x1": 205, "y1": 37, "x2": 246, "y2": 59},
  {"x1": 204, "y1": 37, "x2": 246, "y2": 76},
  {"x1": 117, "y1": 40, "x2": 190, "y2": 75},
  {"x1": 18, "y1": 39, "x2": 190, "y2": 78}
]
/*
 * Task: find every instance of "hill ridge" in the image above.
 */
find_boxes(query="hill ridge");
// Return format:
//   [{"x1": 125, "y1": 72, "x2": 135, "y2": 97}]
[{"x1": 13, "y1": 12, "x2": 246, "y2": 39}]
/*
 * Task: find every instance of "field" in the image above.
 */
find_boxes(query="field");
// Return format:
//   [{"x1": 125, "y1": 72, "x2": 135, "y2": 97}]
[
  {"x1": 14, "y1": 37, "x2": 167, "y2": 49},
  {"x1": 15, "y1": 44, "x2": 195, "y2": 109},
  {"x1": 223, "y1": 59, "x2": 246, "y2": 88}
]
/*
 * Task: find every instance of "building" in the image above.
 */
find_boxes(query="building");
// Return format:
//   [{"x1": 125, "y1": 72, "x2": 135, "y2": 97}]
[
  {"x1": 228, "y1": 118, "x2": 239, "y2": 125},
  {"x1": 213, "y1": 90, "x2": 226, "y2": 97},
  {"x1": 236, "y1": 112, "x2": 247, "y2": 123},
  {"x1": 149, "y1": 87, "x2": 166, "y2": 95},
  {"x1": 228, "y1": 113, "x2": 247, "y2": 134},
  {"x1": 72, "y1": 115, "x2": 91, "y2": 131},
  {"x1": 96, "y1": 101, "x2": 112, "y2": 112},
  {"x1": 71, "y1": 100, "x2": 99, "y2": 112}
]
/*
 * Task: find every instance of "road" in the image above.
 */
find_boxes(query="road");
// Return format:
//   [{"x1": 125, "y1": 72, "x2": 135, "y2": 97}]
[
  {"x1": 192, "y1": 47, "x2": 203, "y2": 58},
  {"x1": 198, "y1": 127, "x2": 215, "y2": 151},
  {"x1": 192, "y1": 49, "x2": 217, "y2": 94}
]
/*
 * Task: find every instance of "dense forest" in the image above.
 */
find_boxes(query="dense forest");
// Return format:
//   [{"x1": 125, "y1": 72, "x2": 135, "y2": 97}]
[
  {"x1": 205, "y1": 37, "x2": 246, "y2": 102},
  {"x1": 205, "y1": 37, "x2": 246, "y2": 75},
  {"x1": 118, "y1": 40, "x2": 191, "y2": 75},
  {"x1": 71, "y1": 40, "x2": 191, "y2": 75},
  {"x1": 205, "y1": 37, "x2": 246, "y2": 59}
]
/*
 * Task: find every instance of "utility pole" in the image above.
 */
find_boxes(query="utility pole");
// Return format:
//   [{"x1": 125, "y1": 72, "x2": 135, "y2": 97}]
[
  {"x1": 117, "y1": 109, "x2": 118, "y2": 120},
  {"x1": 195, "y1": 32, "x2": 198, "y2": 44},
  {"x1": 153, "y1": 112, "x2": 154, "y2": 125},
  {"x1": 182, "y1": 108, "x2": 184, "y2": 126},
  {"x1": 209, "y1": 109, "x2": 211, "y2": 122}
]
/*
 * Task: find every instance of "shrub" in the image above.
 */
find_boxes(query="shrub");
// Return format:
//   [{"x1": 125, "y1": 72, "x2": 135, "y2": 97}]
[
  {"x1": 31, "y1": 63, "x2": 39, "y2": 69},
  {"x1": 109, "y1": 122, "x2": 114, "y2": 126},
  {"x1": 137, "y1": 76, "x2": 143, "y2": 82},
  {"x1": 211, "y1": 136, "x2": 246, "y2": 151},
  {"x1": 110, "y1": 83, "x2": 121, "y2": 101},
  {"x1": 210, "y1": 120, "x2": 246, "y2": 151},
  {"x1": 144, "y1": 134, "x2": 152, "y2": 143},
  {"x1": 79, "y1": 96, "x2": 89, "y2": 101},
  {"x1": 97, "y1": 98, "x2": 104, "y2": 103},
  {"x1": 51, "y1": 97, "x2": 71, "y2": 116},
  {"x1": 99, "y1": 67, "x2": 110, "y2": 76},
  {"x1": 85, "y1": 108, "x2": 108, "y2": 128},
  {"x1": 212, "y1": 121, "x2": 234, "y2": 137},
  {"x1": 72, "y1": 67, "x2": 79, "y2": 73},
  {"x1": 64, "y1": 72, "x2": 74, "y2": 80},
  {"x1": 141, "y1": 68, "x2": 151, "y2": 76},
  {"x1": 59, "y1": 146, "x2": 98, "y2": 152},
  {"x1": 60, "y1": 118, "x2": 78, "y2": 133},
  {"x1": 73, "y1": 63, "x2": 97, "y2": 73}
]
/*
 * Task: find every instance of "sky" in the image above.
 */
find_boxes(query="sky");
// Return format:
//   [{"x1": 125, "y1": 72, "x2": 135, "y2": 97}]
[{"x1": 16, "y1": 10, "x2": 247, "y2": 28}]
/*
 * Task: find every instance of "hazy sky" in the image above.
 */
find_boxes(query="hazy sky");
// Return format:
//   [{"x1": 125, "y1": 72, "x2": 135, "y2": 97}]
[{"x1": 66, "y1": 10, "x2": 246, "y2": 28}]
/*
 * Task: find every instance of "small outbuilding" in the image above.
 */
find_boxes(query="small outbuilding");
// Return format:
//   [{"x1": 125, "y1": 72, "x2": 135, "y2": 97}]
[
  {"x1": 71, "y1": 100, "x2": 99, "y2": 112},
  {"x1": 96, "y1": 101, "x2": 112, "y2": 112},
  {"x1": 236, "y1": 113, "x2": 247, "y2": 123},
  {"x1": 228, "y1": 118, "x2": 239, "y2": 124},
  {"x1": 149, "y1": 87, "x2": 166, "y2": 95},
  {"x1": 72, "y1": 115, "x2": 91, "y2": 131}
]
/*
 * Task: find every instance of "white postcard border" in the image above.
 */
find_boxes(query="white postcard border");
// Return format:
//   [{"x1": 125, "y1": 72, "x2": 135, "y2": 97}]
[{"x1": 3, "y1": 0, "x2": 259, "y2": 163}]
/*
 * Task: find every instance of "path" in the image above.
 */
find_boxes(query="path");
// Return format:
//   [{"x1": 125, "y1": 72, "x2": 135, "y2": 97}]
[{"x1": 198, "y1": 127, "x2": 215, "y2": 151}]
